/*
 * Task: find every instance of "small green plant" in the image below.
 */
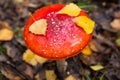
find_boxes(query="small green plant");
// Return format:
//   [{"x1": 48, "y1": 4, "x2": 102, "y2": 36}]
[
  {"x1": 99, "y1": 74, "x2": 105, "y2": 80},
  {"x1": 85, "y1": 75, "x2": 92, "y2": 80},
  {"x1": 74, "y1": 0, "x2": 93, "y2": 9},
  {"x1": 0, "y1": 45, "x2": 6, "y2": 54}
]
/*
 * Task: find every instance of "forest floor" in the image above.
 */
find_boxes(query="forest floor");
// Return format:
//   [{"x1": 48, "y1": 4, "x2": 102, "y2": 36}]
[{"x1": 0, "y1": 0, "x2": 120, "y2": 80}]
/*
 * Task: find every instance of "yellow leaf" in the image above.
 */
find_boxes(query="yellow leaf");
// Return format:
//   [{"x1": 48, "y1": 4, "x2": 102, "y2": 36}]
[
  {"x1": 14, "y1": 0, "x2": 24, "y2": 3},
  {"x1": 0, "y1": 29, "x2": 14, "y2": 41},
  {"x1": 57, "y1": 3, "x2": 81, "y2": 16},
  {"x1": 23, "y1": 49, "x2": 35, "y2": 60},
  {"x1": 29, "y1": 58, "x2": 38, "y2": 66},
  {"x1": 35, "y1": 55, "x2": 47, "y2": 64},
  {"x1": 73, "y1": 16, "x2": 95, "y2": 34},
  {"x1": 29, "y1": 19, "x2": 47, "y2": 35},
  {"x1": 90, "y1": 65, "x2": 104, "y2": 71},
  {"x1": 65, "y1": 75, "x2": 76, "y2": 80},
  {"x1": 23, "y1": 49, "x2": 47, "y2": 66},
  {"x1": 81, "y1": 46, "x2": 92, "y2": 56},
  {"x1": 45, "y1": 70, "x2": 57, "y2": 80},
  {"x1": 23, "y1": 49, "x2": 37, "y2": 66}
]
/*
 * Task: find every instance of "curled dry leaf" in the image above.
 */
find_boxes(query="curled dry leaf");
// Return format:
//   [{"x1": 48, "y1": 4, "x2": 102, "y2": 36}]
[
  {"x1": 89, "y1": 40, "x2": 98, "y2": 52},
  {"x1": 23, "y1": 49, "x2": 47, "y2": 66},
  {"x1": 0, "y1": 21, "x2": 14, "y2": 41},
  {"x1": 80, "y1": 54, "x2": 97, "y2": 66},
  {"x1": 110, "y1": 19, "x2": 120, "y2": 30},
  {"x1": 89, "y1": 39, "x2": 105, "y2": 52}
]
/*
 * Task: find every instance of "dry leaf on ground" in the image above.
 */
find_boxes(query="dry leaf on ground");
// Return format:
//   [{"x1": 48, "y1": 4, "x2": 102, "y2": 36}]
[
  {"x1": 110, "y1": 18, "x2": 120, "y2": 30},
  {"x1": 90, "y1": 64, "x2": 104, "y2": 71},
  {"x1": 45, "y1": 70, "x2": 57, "y2": 80},
  {"x1": 0, "y1": 21, "x2": 14, "y2": 41},
  {"x1": 81, "y1": 45, "x2": 92, "y2": 56},
  {"x1": 23, "y1": 49, "x2": 47, "y2": 66},
  {"x1": 89, "y1": 40, "x2": 98, "y2": 52},
  {"x1": 65, "y1": 75, "x2": 76, "y2": 80}
]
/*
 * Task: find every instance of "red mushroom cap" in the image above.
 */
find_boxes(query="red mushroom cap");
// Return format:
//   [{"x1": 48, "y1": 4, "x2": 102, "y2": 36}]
[{"x1": 24, "y1": 4, "x2": 93, "y2": 60}]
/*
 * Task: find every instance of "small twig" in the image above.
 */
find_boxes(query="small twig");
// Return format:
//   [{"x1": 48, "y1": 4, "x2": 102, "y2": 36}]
[
  {"x1": 0, "y1": 46, "x2": 32, "y2": 80},
  {"x1": 0, "y1": 62, "x2": 32, "y2": 80},
  {"x1": 93, "y1": 33, "x2": 120, "y2": 57},
  {"x1": 0, "y1": 71, "x2": 9, "y2": 80},
  {"x1": 95, "y1": 22, "x2": 117, "y2": 33}
]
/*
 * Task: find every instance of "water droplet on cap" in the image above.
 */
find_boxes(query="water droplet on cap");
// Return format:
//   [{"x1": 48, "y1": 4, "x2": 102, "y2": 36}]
[
  {"x1": 54, "y1": 51, "x2": 57, "y2": 54},
  {"x1": 72, "y1": 49, "x2": 75, "y2": 52},
  {"x1": 53, "y1": 39, "x2": 57, "y2": 42},
  {"x1": 73, "y1": 35, "x2": 76, "y2": 39},
  {"x1": 55, "y1": 55, "x2": 58, "y2": 57},
  {"x1": 42, "y1": 49, "x2": 45, "y2": 52},
  {"x1": 80, "y1": 39, "x2": 82, "y2": 41},
  {"x1": 52, "y1": 21, "x2": 55, "y2": 24}
]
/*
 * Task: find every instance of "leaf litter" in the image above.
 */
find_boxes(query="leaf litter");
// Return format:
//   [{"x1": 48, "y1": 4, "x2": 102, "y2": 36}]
[{"x1": 0, "y1": 0, "x2": 120, "y2": 80}]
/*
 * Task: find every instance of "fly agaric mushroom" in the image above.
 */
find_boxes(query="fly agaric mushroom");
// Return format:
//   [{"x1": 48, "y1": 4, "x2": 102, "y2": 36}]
[{"x1": 24, "y1": 3, "x2": 95, "y2": 60}]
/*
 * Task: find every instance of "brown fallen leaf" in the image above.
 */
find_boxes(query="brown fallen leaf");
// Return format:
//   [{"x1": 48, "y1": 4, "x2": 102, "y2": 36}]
[
  {"x1": 24, "y1": 65, "x2": 33, "y2": 79},
  {"x1": 35, "y1": 74, "x2": 41, "y2": 80},
  {"x1": 89, "y1": 40, "x2": 98, "y2": 52},
  {"x1": 80, "y1": 54, "x2": 97, "y2": 66},
  {"x1": 114, "y1": 10, "x2": 120, "y2": 18},
  {"x1": 110, "y1": 18, "x2": 120, "y2": 30},
  {"x1": 89, "y1": 39, "x2": 105, "y2": 52},
  {"x1": 0, "y1": 21, "x2": 14, "y2": 41}
]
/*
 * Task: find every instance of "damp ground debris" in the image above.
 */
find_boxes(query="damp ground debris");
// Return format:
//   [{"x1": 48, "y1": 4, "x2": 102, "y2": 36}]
[{"x1": 0, "y1": 0, "x2": 120, "y2": 80}]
